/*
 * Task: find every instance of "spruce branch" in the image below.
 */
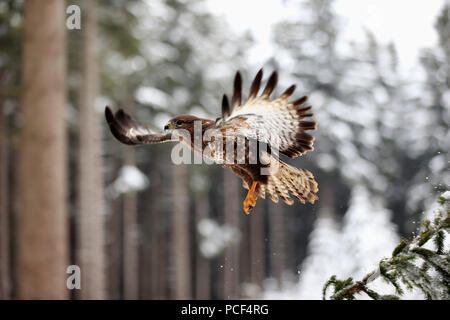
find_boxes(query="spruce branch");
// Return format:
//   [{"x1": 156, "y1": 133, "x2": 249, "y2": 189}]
[{"x1": 323, "y1": 192, "x2": 450, "y2": 300}]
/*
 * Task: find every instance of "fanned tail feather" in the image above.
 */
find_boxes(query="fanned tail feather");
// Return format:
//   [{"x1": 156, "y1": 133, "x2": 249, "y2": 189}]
[{"x1": 263, "y1": 160, "x2": 318, "y2": 205}]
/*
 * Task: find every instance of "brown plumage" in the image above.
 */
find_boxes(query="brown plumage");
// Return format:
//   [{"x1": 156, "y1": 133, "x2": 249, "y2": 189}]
[
  {"x1": 105, "y1": 69, "x2": 319, "y2": 214},
  {"x1": 261, "y1": 71, "x2": 278, "y2": 97},
  {"x1": 221, "y1": 94, "x2": 230, "y2": 119},
  {"x1": 231, "y1": 72, "x2": 242, "y2": 110}
]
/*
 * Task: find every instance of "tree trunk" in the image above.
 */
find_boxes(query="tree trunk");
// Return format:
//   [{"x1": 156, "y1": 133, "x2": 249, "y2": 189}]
[
  {"x1": 194, "y1": 195, "x2": 210, "y2": 299},
  {"x1": 17, "y1": 0, "x2": 68, "y2": 299},
  {"x1": 223, "y1": 170, "x2": 240, "y2": 299},
  {"x1": 249, "y1": 203, "x2": 265, "y2": 297},
  {"x1": 139, "y1": 146, "x2": 171, "y2": 299},
  {"x1": 282, "y1": 206, "x2": 294, "y2": 281},
  {"x1": 0, "y1": 94, "x2": 10, "y2": 299},
  {"x1": 239, "y1": 200, "x2": 251, "y2": 293},
  {"x1": 123, "y1": 148, "x2": 138, "y2": 299},
  {"x1": 139, "y1": 148, "x2": 158, "y2": 298},
  {"x1": 268, "y1": 201, "x2": 286, "y2": 289},
  {"x1": 76, "y1": 0, "x2": 106, "y2": 299},
  {"x1": 105, "y1": 146, "x2": 122, "y2": 299},
  {"x1": 172, "y1": 164, "x2": 191, "y2": 299}
]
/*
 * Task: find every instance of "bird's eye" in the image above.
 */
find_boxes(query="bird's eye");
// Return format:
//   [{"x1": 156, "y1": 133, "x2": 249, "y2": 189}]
[{"x1": 175, "y1": 120, "x2": 183, "y2": 126}]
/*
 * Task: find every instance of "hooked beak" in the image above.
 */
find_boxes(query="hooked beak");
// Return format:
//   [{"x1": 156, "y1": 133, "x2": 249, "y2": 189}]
[{"x1": 164, "y1": 121, "x2": 175, "y2": 132}]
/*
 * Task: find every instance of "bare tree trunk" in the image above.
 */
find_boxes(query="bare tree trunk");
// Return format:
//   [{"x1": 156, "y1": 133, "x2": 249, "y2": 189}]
[
  {"x1": 194, "y1": 195, "x2": 210, "y2": 299},
  {"x1": 123, "y1": 148, "x2": 138, "y2": 299},
  {"x1": 172, "y1": 164, "x2": 191, "y2": 299},
  {"x1": 140, "y1": 149, "x2": 159, "y2": 299},
  {"x1": 149, "y1": 199, "x2": 162, "y2": 299},
  {"x1": 17, "y1": 0, "x2": 68, "y2": 299},
  {"x1": 0, "y1": 95, "x2": 10, "y2": 299},
  {"x1": 139, "y1": 147, "x2": 171, "y2": 299},
  {"x1": 249, "y1": 204, "x2": 265, "y2": 297},
  {"x1": 157, "y1": 213, "x2": 170, "y2": 299},
  {"x1": 77, "y1": 0, "x2": 106, "y2": 299},
  {"x1": 239, "y1": 201, "x2": 251, "y2": 294},
  {"x1": 282, "y1": 207, "x2": 294, "y2": 281},
  {"x1": 223, "y1": 170, "x2": 239, "y2": 299},
  {"x1": 105, "y1": 146, "x2": 122, "y2": 299},
  {"x1": 268, "y1": 201, "x2": 286, "y2": 289}
]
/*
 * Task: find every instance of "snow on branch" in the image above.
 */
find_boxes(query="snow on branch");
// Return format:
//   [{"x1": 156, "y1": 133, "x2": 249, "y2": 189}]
[{"x1": 323, "y1": 192, "x2": 450, "y2": 300}]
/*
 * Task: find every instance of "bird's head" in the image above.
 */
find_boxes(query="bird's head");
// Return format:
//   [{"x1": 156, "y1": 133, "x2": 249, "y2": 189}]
[{"x1": 164, "y1": 114, "x2": 203, "y2": 133}]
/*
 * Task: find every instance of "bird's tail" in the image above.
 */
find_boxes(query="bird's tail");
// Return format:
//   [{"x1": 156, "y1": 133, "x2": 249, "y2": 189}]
[{"x1": 257, "y1": 159, "x2": 319, "y2": 206}]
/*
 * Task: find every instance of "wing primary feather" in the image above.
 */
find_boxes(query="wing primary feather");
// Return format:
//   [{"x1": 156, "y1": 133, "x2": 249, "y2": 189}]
[
  {"x1": 116, "y1": 109, "x2": 133, "y2": 127},
  {"x1": 280, "y1": 84, "x2": 296, "y2": 100},
  {"x1": 293, "y1": 95, "x2": 308, "y2": 106},
  {"x1": 248, "y1": 68, "x2": 263, "y2": 100},
  {"x1": 297, "y1": 105, "x2": 312, "y2": 113},
  {"x1": 232, "y1": 71, "x2": 242, "y2": 109},
  {"x1": 222, "y1": 94, "x2": 230, "y2": 119},
  {"x1": 105, "y1": 106, "x2": 114, "y2": 124},
  {"x1": 104, "y1": 106, "x2": 172, "y2": 145},
  {"x1": 261, "y1": 71, "x2": 278, "y2": 98},
  {"x1": 219, "y1": 70, "x2": 317, "y2": 159},
  {"x1": 300, "y1": 121, "x2": 317, "y2": 131}
]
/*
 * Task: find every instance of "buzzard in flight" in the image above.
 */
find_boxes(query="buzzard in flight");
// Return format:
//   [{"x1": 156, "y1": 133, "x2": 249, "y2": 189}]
[{"x1": 105, "y1": 69, "x2": 318, "y2": 214}]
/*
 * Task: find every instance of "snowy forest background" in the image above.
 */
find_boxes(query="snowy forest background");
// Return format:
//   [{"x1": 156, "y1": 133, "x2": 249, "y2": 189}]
[{"x1": 0, "y1": 0, "x2": 449, "y2": 299}]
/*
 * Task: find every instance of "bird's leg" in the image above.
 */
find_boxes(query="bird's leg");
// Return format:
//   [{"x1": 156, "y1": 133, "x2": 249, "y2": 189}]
[{"x1": 243, "y1": 181, "x2": 258, "y2": 215}]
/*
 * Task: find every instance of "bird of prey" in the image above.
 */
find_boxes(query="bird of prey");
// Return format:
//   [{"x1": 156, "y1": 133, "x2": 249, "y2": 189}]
[{"x1": 105, "y1": 69, "x2": 318, "y2": 214}]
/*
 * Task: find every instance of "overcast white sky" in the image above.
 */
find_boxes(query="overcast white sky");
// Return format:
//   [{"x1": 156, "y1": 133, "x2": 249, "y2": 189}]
[{"x1": 207, "y1": 0, "x2": 446, "y2": 75}]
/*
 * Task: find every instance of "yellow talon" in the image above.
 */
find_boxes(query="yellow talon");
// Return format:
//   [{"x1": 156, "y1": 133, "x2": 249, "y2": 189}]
[{"x1": 243, "y1": 181, "x2": 258, "y2": 215}]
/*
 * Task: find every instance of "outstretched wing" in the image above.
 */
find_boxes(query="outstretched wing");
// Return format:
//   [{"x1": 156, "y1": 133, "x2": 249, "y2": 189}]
[
  {"x1": 217, "y1": 70, "x2": 316, "y2": 158},
  {"x1": 105, "y1": 107, "x2": 173, "y2": 145}
]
